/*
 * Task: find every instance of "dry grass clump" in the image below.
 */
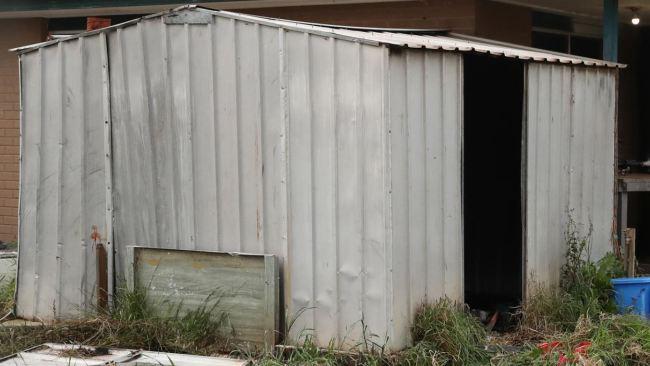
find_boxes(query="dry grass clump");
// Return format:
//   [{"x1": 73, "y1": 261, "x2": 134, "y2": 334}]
[
  {"x1": 402, "y1": 298, "x2": 490, "y2": 365},
  {"x1": 0, "y1": 287, "x2": 233, "y2": 358}
]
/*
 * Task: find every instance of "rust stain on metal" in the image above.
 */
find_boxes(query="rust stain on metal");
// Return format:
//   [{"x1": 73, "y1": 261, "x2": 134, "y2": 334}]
[
  {"x1": 96, "y1": 243, "x2": 108, "y2": 311},
  {"x1": 90, "y1": 225, "x2": 101, "y2": 245}
]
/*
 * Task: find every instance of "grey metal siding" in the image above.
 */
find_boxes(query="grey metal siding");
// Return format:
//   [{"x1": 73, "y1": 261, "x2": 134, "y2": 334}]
[
  {"x1": 526, "y1": 63, "x2": 617, "y2": 290},
  {"x1": 17, "y1": 35, "x2": 106, "y2": 319},
  {"x1": 107, "y1": 15, "x2": 393, "y2": 347},
  {"x1": 387, "y1": 49, "x2": 463, "y2": 345}
]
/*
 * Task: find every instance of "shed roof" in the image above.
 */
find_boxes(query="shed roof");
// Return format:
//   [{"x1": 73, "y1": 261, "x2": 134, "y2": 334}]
[{"x1": 11, "y1": 4, "x2": 625, "y2": 69}]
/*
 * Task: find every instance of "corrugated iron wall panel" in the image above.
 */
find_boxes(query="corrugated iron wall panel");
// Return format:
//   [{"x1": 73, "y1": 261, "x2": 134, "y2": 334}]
[
  {"x1": 17, "y1": 35, "x2": 106, "y2": 319},
  {"x1": 108, "y1": 15, "x2": 397, "y2": 347},
  {"x1": 526, "y1": 63, "x2": 616, "y2": 290},
  {"x1": 387, "y1": 49, "x2": 463, "y2": 345}
]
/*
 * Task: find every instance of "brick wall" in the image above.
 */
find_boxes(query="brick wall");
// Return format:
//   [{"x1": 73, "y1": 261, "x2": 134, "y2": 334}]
[
  {"x1": 242, "y1": 0, "x2": 532, "y2": 43},
  {"x1": 0, "y1": 19, "x2": 45, "y2": 242}
]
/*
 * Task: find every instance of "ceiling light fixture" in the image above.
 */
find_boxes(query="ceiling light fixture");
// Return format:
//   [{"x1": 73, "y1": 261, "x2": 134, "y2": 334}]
[{"x1": 630, "y1": 7, "x2": 641, "y2": 25}]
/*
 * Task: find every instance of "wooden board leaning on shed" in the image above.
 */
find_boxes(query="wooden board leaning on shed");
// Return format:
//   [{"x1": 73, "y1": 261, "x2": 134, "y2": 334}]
[{"x1": 126, "y1": 246, "x2": 279, "y2": 347}]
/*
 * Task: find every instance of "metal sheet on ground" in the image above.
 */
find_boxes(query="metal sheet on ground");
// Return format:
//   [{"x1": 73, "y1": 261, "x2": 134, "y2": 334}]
[{"x1": 0, "y1": 343, "x2": 248, "y2": 365}]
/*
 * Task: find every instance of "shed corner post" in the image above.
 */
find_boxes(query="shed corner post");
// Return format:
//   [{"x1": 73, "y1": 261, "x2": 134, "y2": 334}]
[{"x1": 13, "y1": 53, "x2": 24, "y2": 315}]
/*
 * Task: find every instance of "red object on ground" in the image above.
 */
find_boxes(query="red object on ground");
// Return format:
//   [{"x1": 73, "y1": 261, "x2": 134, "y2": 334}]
[
  {"x1": 538, "y1": 339, "x2": 592, "y2": 365},
  {"x1": 538, "y1": 341, "x2": 561, "y2": 354},
  {"x1": 574, "y1": 341, "x2": 591, "y2": 355}
]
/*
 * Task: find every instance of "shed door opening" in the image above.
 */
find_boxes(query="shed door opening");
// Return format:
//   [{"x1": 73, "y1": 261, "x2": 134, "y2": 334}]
[{"x1": 463, "y1": 54, "x2": 524, "y2": 319}]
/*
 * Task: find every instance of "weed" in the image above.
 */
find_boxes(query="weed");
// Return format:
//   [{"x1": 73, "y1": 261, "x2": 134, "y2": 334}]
[
  {"x1": 110, "y1": 286, "x2": 151, "y2": 321},
  {"x1": 560, "y1": 218, "x2": 624, "y2": 316},
  {"x1": 404, "y1": 298, "x2": 491, "y2": 365},
  {"x1": 519, "y1": 219, "x2": 625, "y2": 335},
  {"x1": 0, "y1": 277, "x2": 14, "y2": 315}
]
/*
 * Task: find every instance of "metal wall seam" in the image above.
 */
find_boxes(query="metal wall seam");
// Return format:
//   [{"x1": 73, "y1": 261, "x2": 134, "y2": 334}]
[
  {"x1": 54, "y1": 42, "x2": 64, "y2": 318},
  {"x1": 32, "y1": 48, "x2": 44, "y2": 318},
  {"x1": 78, "y1": 36, "x2": 88, "y2": 313},
  {"x1": 381, "y1": 43, "x2": 394, "y2": 349},
  {"x1": 99, "y1": 32, "x2": 115, "y2": 307}
]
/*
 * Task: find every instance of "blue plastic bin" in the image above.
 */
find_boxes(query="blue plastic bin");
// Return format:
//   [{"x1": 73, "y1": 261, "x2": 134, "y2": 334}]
[{"x1": 611, "y1": 277, "x2": 650, "y2": 318}]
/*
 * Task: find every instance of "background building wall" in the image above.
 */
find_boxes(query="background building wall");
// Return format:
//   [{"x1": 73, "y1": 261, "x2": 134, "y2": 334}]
[
  {"x1": 475, "y1": 0, "x2": 532, "y2": 45},
  {"x1": 243, "y1": 0, "x2": 477, "y2": 33},
  {"x1": 0, "y1": 19, "x2": 45, "y2": 243}
]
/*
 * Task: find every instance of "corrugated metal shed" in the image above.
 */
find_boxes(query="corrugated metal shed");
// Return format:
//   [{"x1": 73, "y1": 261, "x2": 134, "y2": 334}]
[{"x1": 13, "y1": 5, "x2": 619, "y2": 350}]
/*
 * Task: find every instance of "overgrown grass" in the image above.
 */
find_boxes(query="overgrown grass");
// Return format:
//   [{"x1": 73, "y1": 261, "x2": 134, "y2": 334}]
[{"x1": 0, "y1": 286, "x2": 233, "y2": 358}]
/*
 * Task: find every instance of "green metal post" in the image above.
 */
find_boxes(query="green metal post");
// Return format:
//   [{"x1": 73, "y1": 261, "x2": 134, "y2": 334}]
[{"x1": 603, "y1": 0, "x2": 619, "y2": 62}]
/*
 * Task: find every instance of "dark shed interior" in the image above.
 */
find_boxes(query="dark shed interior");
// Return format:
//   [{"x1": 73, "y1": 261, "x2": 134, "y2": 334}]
[{"x1": 463, "y1": 54, "x2": 524, "y2": 317}]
